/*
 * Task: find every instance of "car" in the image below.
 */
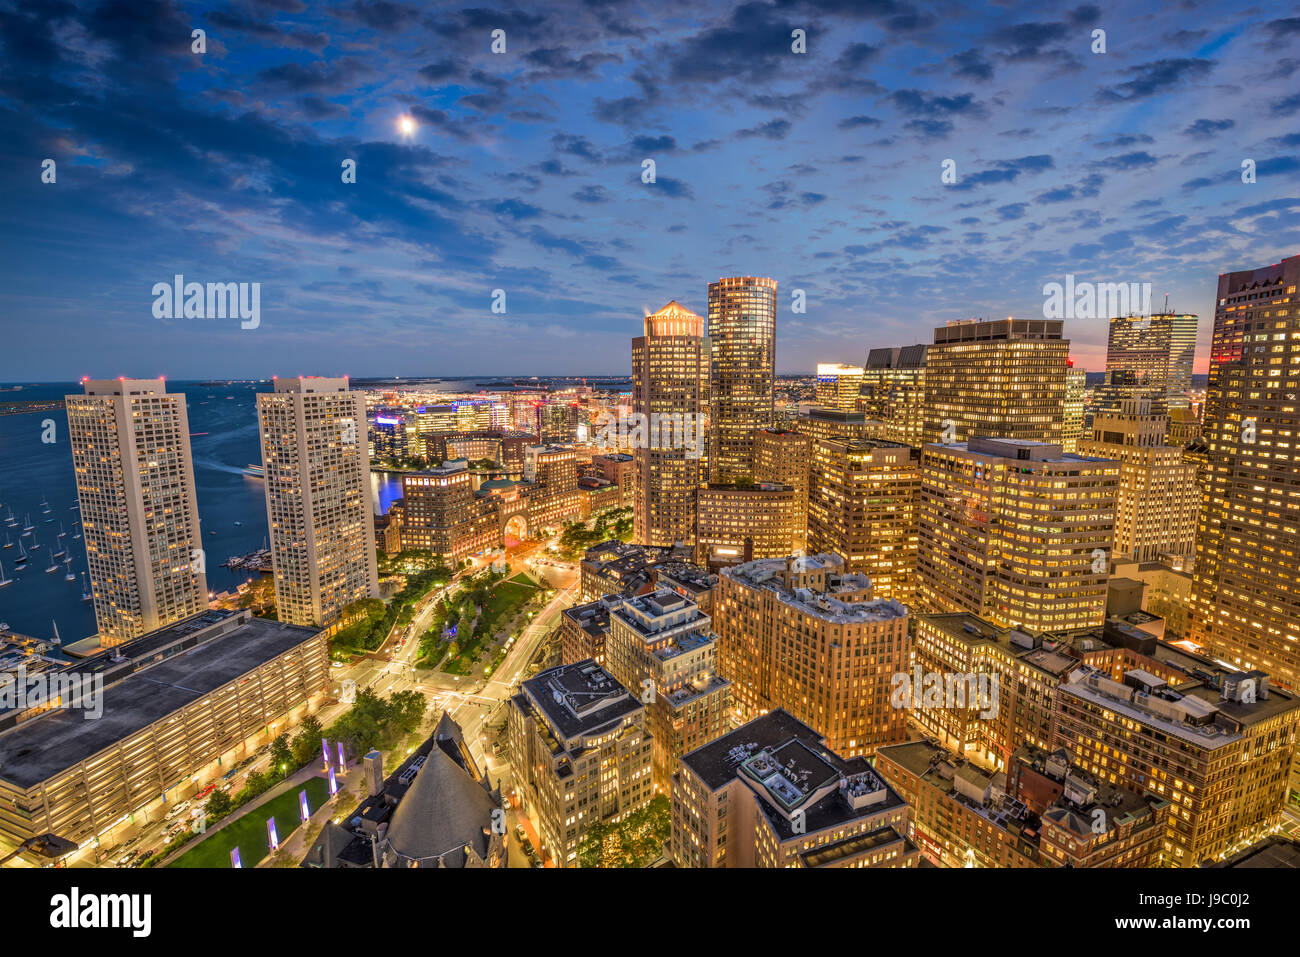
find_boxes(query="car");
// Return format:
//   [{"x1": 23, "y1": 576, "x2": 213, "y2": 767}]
[
  {"x1": 513, "y1": 824, "x2": 526, "y2": 842},
  {"x1": 530, "y1": 858, "x2": 545, "y2": 868},
  {"x1": 195, "y1": 784, "x2": 217, "y2": 800},
  {"x1": 116, "y1": 850, "x2": 138, "y2": 866}
]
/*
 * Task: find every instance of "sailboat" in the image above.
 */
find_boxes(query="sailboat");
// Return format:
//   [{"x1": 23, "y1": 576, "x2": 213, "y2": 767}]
[
  {"x1": 3, "y1": 506, "x2": 15, "y2": 527},
  {"x1": 0, "y1": 559, "x2": 11, "y2": 588},
  {"x1": 80, "y1": 572, "x2": 92, "y2": 602},
  {"x1": 2, "y1": 532, "x2": 11, "y2": 549},
  {"x1": 44, "y1": 550, "x2": 59, "y2": 573},
  {"x1": 22, "y1": 513, "x2": 33, "y2": 533},
  {"x1": 39, "y1": 496, "x2": 51, "y2": 514},
  {"x1": 29, "y1": 533, "x2": 40, "y2": 550},
  {"x1": 52, "y1": 524, "x2": 67, "y2": 559},
  {"x1": 72, "y1": 521, "x2": 82, "y2": 541},
  {"x1": 14, "y1": 541, "x2": 27, "y2": 567},
  {"x1": 63, "y1": 558, "x2": 75, "y2": 582},
  {"x1": 50, "y1": 620, "x2": 61, "y2": 646}
]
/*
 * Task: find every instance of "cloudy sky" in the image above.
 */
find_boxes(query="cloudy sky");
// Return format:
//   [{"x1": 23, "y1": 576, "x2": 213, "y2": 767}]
[{"x1": 1, "y1": 0, "x2": 1297, "y2": 380}]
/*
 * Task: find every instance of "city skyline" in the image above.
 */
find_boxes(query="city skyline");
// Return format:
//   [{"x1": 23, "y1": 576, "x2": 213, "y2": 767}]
[{"x1": 4, "y1": 1, "x2": 1299, "y2": 380}]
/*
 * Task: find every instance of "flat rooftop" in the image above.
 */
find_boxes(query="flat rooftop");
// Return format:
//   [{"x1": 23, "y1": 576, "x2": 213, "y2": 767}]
[
  {"x1": 519, "y1": 660, "x2": 641, "y2": 742},
  {"x1": 725, "y1": 556, "x2": 907, "y2": 625},
  {"x1": 0, "y1": 615, "x2": 320, "y2": 789}
]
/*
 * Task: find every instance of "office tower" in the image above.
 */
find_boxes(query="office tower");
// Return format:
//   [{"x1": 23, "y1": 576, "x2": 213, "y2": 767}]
[
  {"x1": 560, "y1": 596, "x2": 621, "y2": 666},
  {"x1": 909, "y1": 613, "x2": 1079, "y2": 769},
  {"x1": 632, "y1": 301, "x2": 710, "y2": 547},
  {"x1": 508, "y1": 660, "x2": 654, "y2": 867},
  {"x1": 258, "y1": 376, "x2": 380, "y2": 628},
  {"x1": 917, "y1": 437, "x2": 1119, "y2": 634},
  {"x1": 669, "y1": 709, "x2": 918, "y2": 868},
  {"x1": 1098, "y1": 312, "x2": 1199, "y2": 413},
  {"x1": 713, "y1": 554, "x2": 909, "y2": 758},
  {"x1": 876, "y1": 739, "x2": 1169, "y2": 868},
  {"x1": 793, "y1": 406, "x2": 883, "y2": 445},
  {"x1": 814, "y1": 363, "x2": 864, "y2": 411},
  {"x1": 1078, "y1": 397, "x2": 1199, "y2": 562},
  {"x1": 400, "y1": 461, "x2": 496, "y2": 561},
  {"x1": 591, "y1": 452, "x2": 635, "y2": 506},
  {"x1": 753, "y1": 427, "x2": 810, "y2": 500},
  {"x1": 523, "y1": 445, "x2": 581, "y2": 530},
  {"x1": 1192, "y1": 256, "x2": 1300, "y2": 688},
  {"x1": 923, "y1": 318, "x2": 1070, "y2": 445},
  {"x1": 0, "y1": 609, "x2": 325, "y2": 847},
  {"x1": 1062, "y1": 363, "x2": 1086, "y2": 452},
  {"x1": 861, "y1": 345, "x2": 928, "y2": 447},
  {"x1": 605, "y1": 590, "x2": 731, "y2": 790},
  {"x1": 66, "y1": 378, "x2": 207, "y2": 645},
  {"x1": 695, "y1": 483, "x2": 801, "y2": 569},
  {"x1": 708, "y1": 276, "x2": 777, "y2": 483},
  {"x1": 1053, "y1": 666, "x2": 1300, "y2": 866},
  {"x1": 808, "y1": 438, "x2": 920, "y2": 602}
]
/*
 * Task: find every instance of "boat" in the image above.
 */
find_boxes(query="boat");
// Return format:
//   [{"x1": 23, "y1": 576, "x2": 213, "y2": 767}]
[
  {"x1": 22, "y1": 514, "x2": 33, "y2": 533},
  {"x1": 0, "y1": 560, "x2": 11, "y2": 588},
  {"x1": 50, "y1": 620, "x2": 60, "y2": 645},
  {"x1": 29, "y1": 534, "x2": 40, "y2": 550},
  {"x1": 3, "y1": 506, "x2": 14, "y2": 526},
  {"x1": 71, "y1": 522, "x2": 82, "y2": 541},
  {"x1": 234, "y1": 521, "x2": 242, "y2": 526},
  {"x1": 45, "y1": 554, "x2": 59, "y2": 573},
  {"x1": 80, "y1": 572, "x2": 92, "y2": 602},
  {"x1": 39, "y1": 495, "x2": 50, "y2": 514},
  {"x1": 2, "y1": 533, "x2": 11, "y2": 549},
  {"x1": 64, "y1": 558, "x2": 75, "y2": 582},
  {"x1": 69, "y1": 503, "x2": 79, "y2": 510},
  {"x1": 14, "y1": 542, "x2": 27, "y2": 567},
  {"x1": 243, "y1": 464, "x2": 264, "y2": 478}
]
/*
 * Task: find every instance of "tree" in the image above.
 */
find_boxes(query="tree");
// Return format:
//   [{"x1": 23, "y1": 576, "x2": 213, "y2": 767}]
[
  {"x1": 291, "y1": 716, "x2": 324, "y2": 768},
  {"x1": 576, "y1": 795, "x2": 670, "y2": 868},
  {"x1": 205, "y1": 790, "x2": 234, "y2": 821},
  {"x1": 269, "y1": 734, "x2": 293, "y2": 778}
]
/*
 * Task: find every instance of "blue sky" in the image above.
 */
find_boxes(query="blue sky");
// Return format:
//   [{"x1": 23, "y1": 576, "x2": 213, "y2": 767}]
[{"x1": 1, "y1": 0, "x2": 1298, "y2": 379}]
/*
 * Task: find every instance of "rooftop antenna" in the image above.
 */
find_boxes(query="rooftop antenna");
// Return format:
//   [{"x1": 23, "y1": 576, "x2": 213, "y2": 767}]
[{"x1": 1163, "y1": 293, "x2": 1169, "y2": 314}]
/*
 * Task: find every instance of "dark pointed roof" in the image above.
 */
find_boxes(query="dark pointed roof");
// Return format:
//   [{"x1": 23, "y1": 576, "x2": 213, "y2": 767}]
[{"x1": 383, "y1": 737, "x2": 501, "y2": 867}]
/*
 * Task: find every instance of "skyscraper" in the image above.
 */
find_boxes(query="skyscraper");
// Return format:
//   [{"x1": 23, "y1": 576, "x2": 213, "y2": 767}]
[
  {"x1": 708, "y1": 276, "x2": 776, "y2": 483},
  {"x1": 814, "y1": 362, "x2": 864, "y2": 412},
  {"x1": 1078, "y1": 397, "x2": 1199, "y2": 562},
  {"x1": 1191, "y1": 256, "x2": 1300, "y2": 688},
  {"x1": 66, "y1": 378, "x2": 207, "y2": 645},
  {"x1": 917, "y1": 437, "x2": 1119, "y2": 634},
  {"x1": 808, "y1": 438, "x2": 920, "y2": 602},
  {"x1": 631, "y1": 301, "x2": 709, "y2": 547},
  {"x1": 258, "y1": 376, "x2": 379, "y2": 628},
  {"x1": 861, "y1": 344, "x2": 927, "y2": 447},
  {"x1": 923, "y1": 318, "x2": 1069, "y2": 445},
  {"x1": 1062, "y1": 363, "x2": 1086, "y2": 453},
  {"x1": 1098, "y1": 312, "x2": 1199, "y2": 413}
]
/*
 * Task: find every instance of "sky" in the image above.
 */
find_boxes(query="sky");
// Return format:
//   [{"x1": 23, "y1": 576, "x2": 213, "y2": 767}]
[{"x1": 1, "y1": 0, "x2": 1298, "y2": 380}]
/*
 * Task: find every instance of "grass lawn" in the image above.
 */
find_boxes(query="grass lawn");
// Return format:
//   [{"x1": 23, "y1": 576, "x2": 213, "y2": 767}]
[
  {"x1": 442, "y1": 574, "x2": 542, "y2": 675},
  {"x1": 167, "y1": 774, "x2": 331, "y2": 869}
]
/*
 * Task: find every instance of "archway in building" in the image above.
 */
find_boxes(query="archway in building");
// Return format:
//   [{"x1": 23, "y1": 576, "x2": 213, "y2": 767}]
[{"x1": 504, "y1": 513, "x2": 529, "y2": 546}]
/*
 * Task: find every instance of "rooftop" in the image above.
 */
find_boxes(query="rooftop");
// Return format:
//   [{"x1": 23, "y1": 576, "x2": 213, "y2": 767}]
[
  {"x1": 0, "y1": 612, "x2": 320, "y2": 789},
  {"x1": 518, "y1": 660, "x2": 641, "y2": 743}
]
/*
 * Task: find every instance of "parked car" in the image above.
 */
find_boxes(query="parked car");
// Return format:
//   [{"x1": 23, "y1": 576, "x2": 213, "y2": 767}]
[{"x1": 513, "y1": 824, "x2": 526, "y2": 842}]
